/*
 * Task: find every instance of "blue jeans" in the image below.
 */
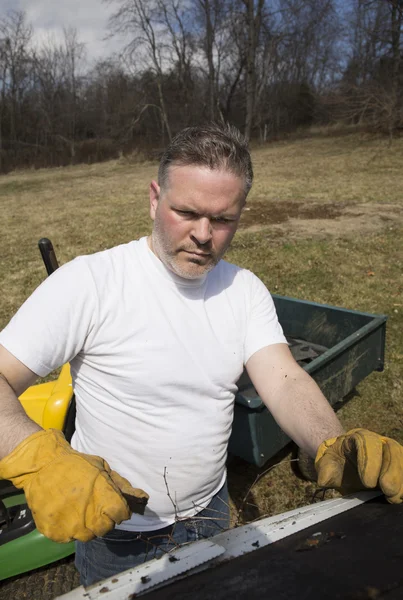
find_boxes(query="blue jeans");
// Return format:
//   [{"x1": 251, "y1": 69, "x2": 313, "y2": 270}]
[{"x1": 75, "y1": 481, "x2": 229, "y2": 586}]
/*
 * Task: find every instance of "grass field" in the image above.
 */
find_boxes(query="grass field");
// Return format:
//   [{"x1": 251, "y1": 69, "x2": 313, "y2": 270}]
[{"x1": 1, "y1": 133, "x2": 402, "y2": 597}]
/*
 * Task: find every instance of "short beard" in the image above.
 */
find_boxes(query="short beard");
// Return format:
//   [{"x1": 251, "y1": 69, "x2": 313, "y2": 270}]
[{"x1": 151, "y1": 228, "x2": 218, "y2": 280}]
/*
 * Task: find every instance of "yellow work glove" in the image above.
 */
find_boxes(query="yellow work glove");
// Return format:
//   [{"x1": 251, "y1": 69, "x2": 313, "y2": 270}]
[
  {"x1": 0, "y1": 429, "x2": 149, "y2": 543},
  {"x1": 315, "y1": 428, "x2": 403, "y2": 504}
]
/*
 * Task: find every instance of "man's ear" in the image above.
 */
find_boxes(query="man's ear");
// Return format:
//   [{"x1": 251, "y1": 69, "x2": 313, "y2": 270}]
[{"x1": 149, "y1": 180, "x2": 160, "y2": 221}]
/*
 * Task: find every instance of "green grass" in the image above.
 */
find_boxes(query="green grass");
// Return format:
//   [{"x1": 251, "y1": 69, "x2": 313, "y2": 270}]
[{"x1": 1, "y1": 133, "x2": 402, "y2": 522}]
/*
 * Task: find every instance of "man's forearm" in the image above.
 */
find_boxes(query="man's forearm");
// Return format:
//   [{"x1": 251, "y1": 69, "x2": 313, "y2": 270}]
[
  {"x1": 267, "y1": 369, "x2": 344, "y2": 457},
  {"x1": 0, "y1": 376, "x2": 42, "y2": 460}
]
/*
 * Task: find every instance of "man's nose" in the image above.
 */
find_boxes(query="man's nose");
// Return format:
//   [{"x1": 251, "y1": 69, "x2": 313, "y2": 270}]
[{"x1": 192, "y1": 217, "x2": 212, "y2": 245}]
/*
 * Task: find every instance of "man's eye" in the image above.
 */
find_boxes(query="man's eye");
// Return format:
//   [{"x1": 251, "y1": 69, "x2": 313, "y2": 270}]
[
  {"x1": 212, "y1": 217, "x2": 230, "y2": 224},
  {"x1": 177, "y1": 210, "x2": 196, "y2": 218}
]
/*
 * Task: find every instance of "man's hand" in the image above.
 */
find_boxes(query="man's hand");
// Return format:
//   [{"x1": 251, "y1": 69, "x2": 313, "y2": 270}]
[
  {"x1": 315, "y1": 428, "x2": 403, "y2": 504},
  {"x1": 0, "y1": 429, "x2": 149, "y2": 543}
]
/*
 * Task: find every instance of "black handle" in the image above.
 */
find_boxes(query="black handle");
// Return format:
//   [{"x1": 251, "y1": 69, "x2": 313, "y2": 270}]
[{"x1": 38, "y1": 238, "x2": 60, "y2": 276}]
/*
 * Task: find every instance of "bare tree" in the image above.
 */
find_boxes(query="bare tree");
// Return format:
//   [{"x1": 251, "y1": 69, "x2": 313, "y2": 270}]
[
  {"x1": 389, "y1": 0, "x2": 403, "y2": 134},
  {"x1": 32, "y1": 29, "x2": 86, "y2": 163},
  {"x1": 157, "y1": 0, "x2": 193, "y2": 89},
  {"x1": 196, "y1": 0, "x2": 227, "y2": 121},
  {"x1": 156, "y1": 0, "x2": 195, "y2": 126},
  {"x1": 0, "y1": 37, "x2": 7, "y2": 171},
  {"x1": 0, "y1": 10, "x2": 33, "y2": 165},
  {"x1": 340, "y1": 0, "x2": 403, "y2": 135},
  {"x1": 241, "y1": 0, "x2": 265, "y2": 140},
  {"x1": 62, "y1": 28, "x2": 86, "y2": 160},
  {"x1": 107, "y1": 0, "x2": 172, "y2": 142}
]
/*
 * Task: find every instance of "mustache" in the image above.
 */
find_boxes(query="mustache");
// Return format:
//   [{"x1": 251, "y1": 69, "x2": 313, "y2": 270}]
[
  {"x1": 180, "y1": 242, "x2": 214, "y2": 252},
  {"x1": 180, "y1": 246, "x2": 213, "y2": 254}
]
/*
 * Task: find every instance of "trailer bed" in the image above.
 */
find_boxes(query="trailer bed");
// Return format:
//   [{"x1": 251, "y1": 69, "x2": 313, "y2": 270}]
[{"x1": 229, "y1": 295, "x2": 387, "y2": 466}]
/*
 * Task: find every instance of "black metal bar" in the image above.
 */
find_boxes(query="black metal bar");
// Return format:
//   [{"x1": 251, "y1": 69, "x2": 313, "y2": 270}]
[{"x1": 38, "y1": 238, "x2": 60, "y2": 276}]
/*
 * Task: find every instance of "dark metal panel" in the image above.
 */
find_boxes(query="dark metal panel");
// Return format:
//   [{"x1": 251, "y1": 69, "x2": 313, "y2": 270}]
[{"x1": 146, "y1": 499, "x2": 403, "y2": 600}]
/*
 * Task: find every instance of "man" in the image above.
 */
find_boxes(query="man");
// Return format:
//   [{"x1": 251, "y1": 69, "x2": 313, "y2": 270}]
[{"x1": 0, "y1": 123, "x2": 402, "y2": 586}]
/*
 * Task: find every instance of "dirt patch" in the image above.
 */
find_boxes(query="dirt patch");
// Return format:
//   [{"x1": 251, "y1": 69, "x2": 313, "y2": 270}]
[
  {"x1": 239, "y1": 201, "x2": 403, "y2": 239},
  {"x1": 240, "y1": 200, "x2": 345, "y2": 228}
]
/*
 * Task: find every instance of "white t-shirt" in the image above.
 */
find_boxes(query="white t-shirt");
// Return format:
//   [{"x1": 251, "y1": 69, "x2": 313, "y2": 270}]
[{"x1": 0, "y1": 237, "x2": 286, "y2": 531}]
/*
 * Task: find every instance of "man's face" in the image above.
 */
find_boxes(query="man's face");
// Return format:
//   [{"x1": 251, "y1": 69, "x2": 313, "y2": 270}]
[{"x1": 149, "y1": 164, "x2": 245, "y2": 279}]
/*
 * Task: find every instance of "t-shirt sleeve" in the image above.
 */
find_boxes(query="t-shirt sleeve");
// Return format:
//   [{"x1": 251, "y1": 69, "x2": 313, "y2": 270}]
[
  {"x1": 0, "y1": 258, "x2": 97, "y2": 377},
  {"x1": 243, "y1": 270, "x2": 287, "y2": 364}
]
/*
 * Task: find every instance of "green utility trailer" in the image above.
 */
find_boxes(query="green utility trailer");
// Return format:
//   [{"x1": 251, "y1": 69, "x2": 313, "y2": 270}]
[{"x1": 229, "y1": 295, "x2": 387, "y2": 467}]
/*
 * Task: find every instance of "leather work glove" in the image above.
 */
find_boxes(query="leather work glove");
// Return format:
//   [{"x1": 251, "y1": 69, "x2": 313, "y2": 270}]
[
  {"x1": 0, "y1": 429, "x2": 149, "y2": 543},
  {"x1": 315, "y1": 428, "x2": 403, "y2": 504}
]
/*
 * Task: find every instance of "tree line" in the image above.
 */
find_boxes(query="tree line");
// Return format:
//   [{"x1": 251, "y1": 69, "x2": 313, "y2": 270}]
[{"x1": 0, "y1": 0, "x2": 402, "y2": 173}]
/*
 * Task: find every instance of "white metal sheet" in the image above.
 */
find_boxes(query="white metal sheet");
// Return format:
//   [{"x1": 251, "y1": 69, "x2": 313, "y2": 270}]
[
  {"x1": 57, "y1": 539, "x2": 225, "y2": 600},
  {"x1": 209, "y1": 490, "x2": 381, "y2": 561},
  {"x1": 57, "y1": 491, "x2": 381, "y2": 600}
]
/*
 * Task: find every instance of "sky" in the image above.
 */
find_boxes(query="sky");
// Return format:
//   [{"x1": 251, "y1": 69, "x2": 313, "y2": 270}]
[{"x1": 2, "y1": 0, "x2": 123, "y2": 61}]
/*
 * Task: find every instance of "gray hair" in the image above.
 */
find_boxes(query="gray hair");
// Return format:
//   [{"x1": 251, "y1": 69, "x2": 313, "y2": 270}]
[{"x1": 158, "y1": 123, "x2": 253, "y2": 198}]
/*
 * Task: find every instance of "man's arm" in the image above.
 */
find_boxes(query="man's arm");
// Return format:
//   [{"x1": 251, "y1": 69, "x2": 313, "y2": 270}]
[
  {"x1": 0, "y1": 342, "x2": 149, "y2": 541},
  {"x1": 246, "y1": 343, "x2": 344, "y2": 457},
  {"x1": 0, "y1": 344, "x2": 42, "y2": 459}
]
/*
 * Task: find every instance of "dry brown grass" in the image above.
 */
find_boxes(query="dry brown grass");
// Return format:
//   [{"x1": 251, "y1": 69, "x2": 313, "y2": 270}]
[
  {"x1": 250, "y1": 133, "x2": 403, "y2": 204},
  {"x1": 1, "y1": 133, "x2": 402, "y2": 525}
]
